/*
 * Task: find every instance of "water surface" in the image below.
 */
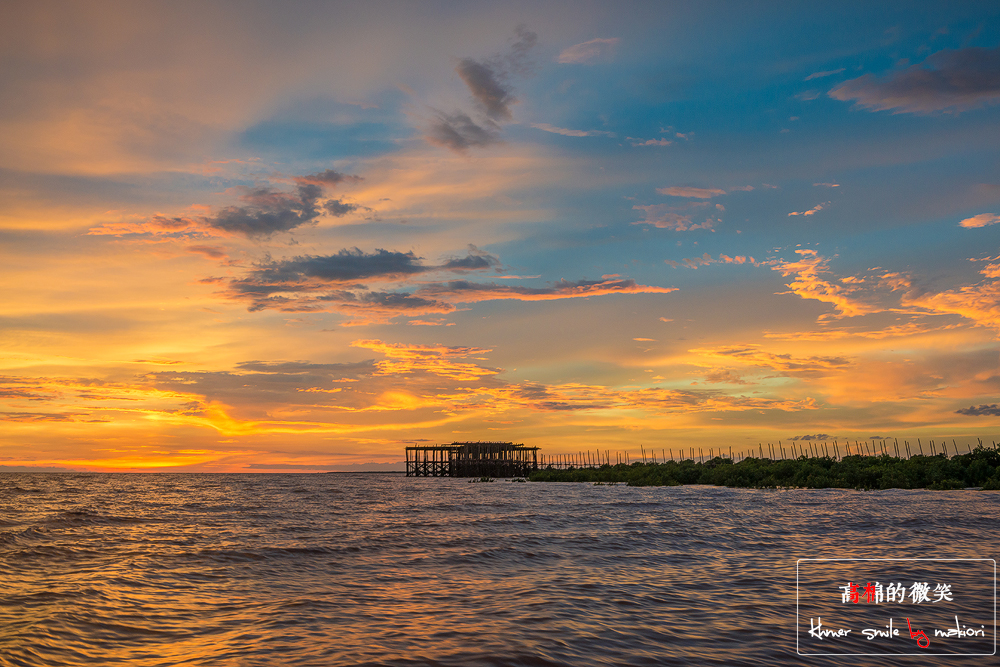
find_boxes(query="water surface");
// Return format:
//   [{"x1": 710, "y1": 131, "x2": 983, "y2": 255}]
[{"x1": 1, "y1": 473, "x2": 996, "y2": 665}]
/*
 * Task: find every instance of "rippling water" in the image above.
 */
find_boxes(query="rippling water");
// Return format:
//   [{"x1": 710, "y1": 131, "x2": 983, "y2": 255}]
[{"x1": 1, "y1": 473, "x2": 997, "y2": 666}]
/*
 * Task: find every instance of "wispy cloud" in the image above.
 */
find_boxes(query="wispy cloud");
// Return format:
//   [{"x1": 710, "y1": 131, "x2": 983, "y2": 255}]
[
  {"x1": 90, "y1": 170, "x2": 362, "y2": 239},
  {"x1": 830, "y1": 46, "x2": 1000, "y2": 113},
  {"x1": 186, "y1": 245, "x2": 227, "y2": 260},
  {"x1": 531, "y1": 123, "x2": 614, "y2": 137},
  {"x1": 417, "y1": 277, "x2": 677, "y2": 303},
  {"x1": 351, "y1": 339, "x2": 499, "y2": 381},
  {"x1": 406, "y1": 319, "x2": 456, "y2": 327},
  {"x1": 426, "y1": 111, "x2": 501, "y2": 152},
  {"x1": 557, "y1": 38, "x2": 619, "y2": 64},
  {"x1": 456, "y1": 58, "x2": 517, "y2": 121},
  {"x1": 788, "y1": 202, "x2": 829, "y2": 216},
  {"x1": 763, "y1": 320, "x2": 964, "y2": 340},
  {"x1": 632, "y1": 204, "x2": 717, "y2": 231},
  {"x1": 666, "y1": 253, "x2": 758, "y2": 269},
  {"x1": 657, "y1": 186, "x2": 727, "y2": 198},
  {"x1": 804, "y1": 68, "x2": 845, "y2": 81},
  {"x1": 628, "y1": 137, "x2": 672, "y2": 147},
  {"x1": 427, "y1": 25, "x2": 536, "y2": 152},
  {"x1": 692, "y1": 344, "x2": 851, "y2": 377}
]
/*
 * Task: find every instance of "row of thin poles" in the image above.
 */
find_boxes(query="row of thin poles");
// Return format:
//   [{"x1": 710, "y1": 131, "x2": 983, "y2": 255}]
[{"x1": 540, "y1": 438, "x2": 998, "y2": 469}]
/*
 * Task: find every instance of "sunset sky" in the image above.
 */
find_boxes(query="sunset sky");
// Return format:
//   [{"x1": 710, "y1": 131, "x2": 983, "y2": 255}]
[{"x1": 3, "y1": 1, "x2": 1000, "y2": 471}]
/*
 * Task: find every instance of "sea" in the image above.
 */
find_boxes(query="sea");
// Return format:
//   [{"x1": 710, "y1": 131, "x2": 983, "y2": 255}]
[{"x1": 1, "y1": 473, "x2": 997, "y2": 666}]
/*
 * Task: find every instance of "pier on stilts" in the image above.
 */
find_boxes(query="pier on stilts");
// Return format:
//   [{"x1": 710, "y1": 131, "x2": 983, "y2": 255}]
[
  {"x1": 406, "y1": 437, "x2": 999, "y2": 478},
  {"x1": 405, "y1": 441, "x2": 539, "y2": 478}
]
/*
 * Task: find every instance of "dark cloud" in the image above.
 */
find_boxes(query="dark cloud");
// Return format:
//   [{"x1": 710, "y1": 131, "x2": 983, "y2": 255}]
[
  {"x1": 418, "y1": 277, "x2": 676, "y2": 302},
  {"x1": 294, "y1": 169, "x2": 362, "y2": 187},
  {"x1": 506, "y1": 24, "x2": 538, "y2": 76},
  {"x1": 226, "y1": 283, "x2": 455, "y2": 317},
  {"x1": 247, "y1": 248, "x2": 429, "y2": 284},
  {"x1": 220, "y1": 246, "x2": 502, "y2": 315},
  {"x1": 830, "y1": 46, "x2": 1000, "y2": 113},
  {"x1": 455, "y1": 25, "x2": 536, "y2": 120},
  {"x1": 426, "y1": 111, "x2": 500, "y2": 151},
  {"x1": 421, "y1": 280, "x2": 554, "y2": 299},
  {"x1": 441, "y1": 255, "x2": 497, "y2": 271},
  {"x1": 456, "y1": 58, "x2": 516, "y2": 121},
  {"x1": 514, "y1": 383, "x2": 604, "y2": 411},
  {"x1": 788, "y1": 434, "x2": 834, "y2": 441},
  {"x1": 427, "y1": 25, "x2": 536, "y2": 153},
  {"x1": 341, "y1": 291, "x2": 454, "y2": 312},
  {"x1": 132, "y1": 170, "x2": 364, "y2": 239},
  {"x1": 205, "y1": 182, "x2": 324, "y2": 237},
  {"x1": 241, "y1": 288, "x2": 455, "y2": 316},
  {"x1": 323, "y1": 199, "x2": 359, "y2": 217},
  {"x1": 0, "y1": 412, "x2": 93, "y2": 422},
  {"x1": 956, "y1": 403, "x2": 1000, "y2": 416},
  {"x1": 441, "y1": 245, "x2": 501, "y2": 271}
]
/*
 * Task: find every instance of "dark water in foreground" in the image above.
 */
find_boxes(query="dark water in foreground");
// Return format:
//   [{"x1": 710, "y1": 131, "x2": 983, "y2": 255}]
[{"x1": 0, "y1": 473, "x2": 997, "y2": 666}]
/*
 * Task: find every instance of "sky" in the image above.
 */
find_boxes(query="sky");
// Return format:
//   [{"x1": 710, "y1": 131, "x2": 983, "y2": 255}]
[{"x1": 2, "y1": 1, "x2": 1000, "y2": 471}]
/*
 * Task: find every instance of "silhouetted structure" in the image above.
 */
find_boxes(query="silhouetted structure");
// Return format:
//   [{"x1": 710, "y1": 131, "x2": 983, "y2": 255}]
[{"x1": 405, "y1": 441, "x2": 538, "y2": 478}]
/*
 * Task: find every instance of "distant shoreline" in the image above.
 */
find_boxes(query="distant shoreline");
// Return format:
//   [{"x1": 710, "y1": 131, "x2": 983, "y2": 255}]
[{"x1": 528, "y1": 448, "x2": 1000, "y2": 490}]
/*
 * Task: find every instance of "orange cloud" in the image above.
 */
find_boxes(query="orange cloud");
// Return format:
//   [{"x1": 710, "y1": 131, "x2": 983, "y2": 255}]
[
  {"x1": 788, "y1": 202, "x2": 829, "y2": 216},
  {"x1": 351, "y1": 339, "x2": 500, "y2": 381},
  {"x1": 902, "y1": 281, "x2": 1000, "y2": 333},
  {"x1": 959, "y1": 213, "x2": 1000, "y2": 228},
  {"x1": 769, "y1": 250, "x2": 880, "y2": 319},
  {"x1": 763, "y1": 320, "x2": 964, "y2": 340},
  {"x1": 690, "y1": 344, "x2": 851, "y2": 377}
]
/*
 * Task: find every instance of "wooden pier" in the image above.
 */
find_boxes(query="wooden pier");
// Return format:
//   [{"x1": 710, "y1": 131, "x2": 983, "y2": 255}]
[{"x1": 405, "y1": 441, "x2": 539, "y2": 478}]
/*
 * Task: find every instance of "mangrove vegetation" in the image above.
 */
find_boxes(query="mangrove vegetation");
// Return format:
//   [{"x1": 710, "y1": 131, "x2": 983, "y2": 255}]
[{"x1": 528, "y1": 445, "x2": 1000, "y2": 490}]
